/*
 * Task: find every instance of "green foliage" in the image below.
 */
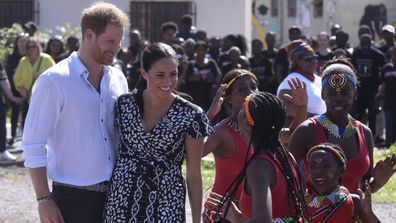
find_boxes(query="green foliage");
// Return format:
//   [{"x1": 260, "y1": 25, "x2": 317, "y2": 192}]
[
  {"x1": 40, "y1": 22, "x2": 81, "y2": 45},
  {"x1": 0, "y1": 22, "x2": 81, "y2": 64},
  {"x1": 372, "y1": 144, "x2": 396, "y2": 202},
  {"x1": 0, "y1": 23, "x2": 24, "y2": 63}
]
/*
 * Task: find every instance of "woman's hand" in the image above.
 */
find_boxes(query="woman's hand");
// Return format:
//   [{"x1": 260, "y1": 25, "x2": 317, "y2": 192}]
[{"x1": 282, "y1": 77, "x2": 307, "y2": 107}]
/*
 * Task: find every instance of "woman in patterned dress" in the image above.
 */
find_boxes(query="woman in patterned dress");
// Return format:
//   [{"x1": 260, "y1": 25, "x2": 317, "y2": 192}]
[{"x1": 103, "y1": 42, "x2": 213, "y2": 222}]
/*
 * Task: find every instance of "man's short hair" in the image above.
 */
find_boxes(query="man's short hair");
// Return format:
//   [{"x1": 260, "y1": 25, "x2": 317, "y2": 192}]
[
  {"x1": 161, "y1": 21, "x2": 178, "y2": 33},
  {"x1": 81, "y1": 2, "x2": 129, "y2": 37}
]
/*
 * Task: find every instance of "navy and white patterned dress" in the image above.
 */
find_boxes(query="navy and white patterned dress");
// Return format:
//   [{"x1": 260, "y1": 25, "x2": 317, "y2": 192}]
[{"x1": 104, "y1": 93, "x2": 213, "y2": 222}]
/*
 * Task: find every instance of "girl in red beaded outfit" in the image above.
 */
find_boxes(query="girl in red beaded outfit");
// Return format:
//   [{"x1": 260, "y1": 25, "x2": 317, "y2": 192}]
[{"x1": 305, "y1": 143, "x2": 380, "y2": 223}]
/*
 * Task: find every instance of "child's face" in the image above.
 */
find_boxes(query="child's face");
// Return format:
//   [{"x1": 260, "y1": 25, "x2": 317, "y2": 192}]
[{"x1": 308, "y1": 150, "x2": 343, "y2": 195}]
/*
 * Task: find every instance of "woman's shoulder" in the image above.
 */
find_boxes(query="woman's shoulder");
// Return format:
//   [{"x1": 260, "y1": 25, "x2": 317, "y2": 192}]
[
  {"x1": 118, "y1": 91, "x2": 136, "y2": 103},
  {"x1": 175, "y1": 95, "x2": 204, "y2": 114}
]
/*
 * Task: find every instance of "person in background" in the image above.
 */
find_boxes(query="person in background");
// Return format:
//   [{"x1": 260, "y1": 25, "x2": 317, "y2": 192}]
[
  {"x1": 316, "y1": 31, "x2": 334, "y2": 74},
  {"x1": 161, "y1": 21, "x2": 184, "y2": 56},
  {"x1": 45, "y1": 36, "x2": 65, "y2": 63},
  {"x1": 0, "y1": 62, "x2": 23, "y2": 163},
  {"x1": 208, "y1": 36, "x2": 221, "y2": 62},
  {"x1": 277, "y1": 40, "x2": 326, "y2": 117},
  {"x1": 176, "y1": 14, "x2": 196, "y2": 40},
  {"x1": 182, "y1": 40, "x2": 221, "y2": 111},
  {"x1": 378, "y1": 46, "x2": 396, "y2": 148},
  {"x1": 330, "y1": 24, "x2": 342, "y2": 36},
  {"x1": 196, "y1": 29, "x2": 208, "y2": 42},
  {"x1": 262, "y1": 31, "x2": 279, "y2": 62},
  {"x1": 58, "y1": 36, "x2": 80, "y2": 61},
  {"x1": 351, "y1": 34, "x2": 386, "y2": 138},
  {"x1": 23, "y1": 21, "x2": 39, "y2": 37},
  {"x1": 22, "y1": 3, "x2": 129, "y2": 222},
  {"x1": 249, "y1": 39, "x2": 275, "y2": 93},
  {"x1": 275, "y1": 26, "x2": 302, "y2": 84},
  {"x1": 220, "y1": 46, "x2": 249, "y2": 76},
  {"x1": 332, "y1": 30, "x2": 353, "y2": 58},
  {"x1": 5, "y1": 32, "x2": 28, "y2": 146},
  {"x1": 183, "y1": 38, "x2": 196, "y2": 61},
  {"x1": 13, "y1": 36, "x2": 55, "y2": 129},
  {"x1": 379, "y1": 25, "x2": 395, "y2": 62},
  {"x1": 103, "y1": 42, "x2": 212, "y2": 223}
]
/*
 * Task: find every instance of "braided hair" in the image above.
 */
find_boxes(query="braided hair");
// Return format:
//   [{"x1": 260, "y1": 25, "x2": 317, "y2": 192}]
[{"x1": 217, "y1": 92, "x2": 308, "y2": 221}]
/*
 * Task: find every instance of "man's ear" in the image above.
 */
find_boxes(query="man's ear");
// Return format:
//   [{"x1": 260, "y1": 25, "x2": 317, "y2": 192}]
[{"x1": 84, "y1": 29, "x2": 95, "y2": 42}]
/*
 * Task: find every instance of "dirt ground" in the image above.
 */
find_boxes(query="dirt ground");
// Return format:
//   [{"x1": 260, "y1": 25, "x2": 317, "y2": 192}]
[{"x1": 1, "y1": 146, "x2": 395, "y2": 223}]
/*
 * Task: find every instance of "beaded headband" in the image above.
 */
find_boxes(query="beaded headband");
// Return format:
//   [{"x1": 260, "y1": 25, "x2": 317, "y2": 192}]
[
  {"x1": 225, "y1": 72, "x2": 257, "y2": 90},
  {"x1": 306, "y1": 144, "x2": 346, "y2": 170},
  {"x1": 322, "y1": 73, "x2": 356, "y2": 91},
  {"x1": 245, "y1": 95, "x2": 255, "y2": 126}
]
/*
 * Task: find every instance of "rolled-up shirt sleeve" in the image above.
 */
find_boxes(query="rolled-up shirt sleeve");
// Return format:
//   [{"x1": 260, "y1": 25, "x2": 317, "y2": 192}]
[{"x1": 22, "y1": 75, "x2": 63, "y2": 168}]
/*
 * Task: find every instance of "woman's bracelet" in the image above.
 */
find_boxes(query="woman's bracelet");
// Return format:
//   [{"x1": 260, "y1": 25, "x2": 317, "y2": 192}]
[{"x1": 36, "y1": 194, "x2": 52, "y2": 204}]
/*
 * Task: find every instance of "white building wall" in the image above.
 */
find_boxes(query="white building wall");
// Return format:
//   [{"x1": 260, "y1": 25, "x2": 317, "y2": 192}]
[
  {"x1": 36, "y1": 0, "x2": 252, "y2": 48},
  {"x1": 253, "y1": 0, "x2": 396, "y2": 47},
  {"x1": 196, "y1": 0, "x2": 252, "y2": 43}
]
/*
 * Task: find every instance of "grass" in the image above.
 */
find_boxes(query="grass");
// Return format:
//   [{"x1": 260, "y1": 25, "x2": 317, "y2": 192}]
[{"x1": 372, "y1": 144, "x2": 396, "y2": 202}]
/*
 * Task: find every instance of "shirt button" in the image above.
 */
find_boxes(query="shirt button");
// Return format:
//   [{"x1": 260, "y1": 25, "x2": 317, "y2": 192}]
[
  {"x1": 108, "y1": 157, "x2": 111, "y2": 161},
  {"x1": 101, "y1": 119, "x2": 104, "y2": 122},
  {"x1": 104, "y1": 138, "x2": 107, "y2": 141},
  {"x1": 101, "y1": 99, "x2": 104, "y2": 102}
]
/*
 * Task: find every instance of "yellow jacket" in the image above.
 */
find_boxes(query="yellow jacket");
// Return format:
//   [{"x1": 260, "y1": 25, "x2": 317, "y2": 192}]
[{"x1": 14, "y1": 52, "x2": 55, "y2": 97}]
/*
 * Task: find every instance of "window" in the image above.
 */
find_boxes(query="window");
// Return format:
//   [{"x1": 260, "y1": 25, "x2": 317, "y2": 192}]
[
  {"x1": 271, "y1": 0, "x2": 278, "y2": 17},
  {"x1": 287, "y1": 0, "x2": 297, "y2": 17},
  {"x1": 0, "y1": 0, "x2": 34, "y2": 28},
  {"x1": 313, "y1": 0, "x2": 323, "y2": 18},
  {"x1": 130, "y1": 1, "x2": 195, "y2": 43}
]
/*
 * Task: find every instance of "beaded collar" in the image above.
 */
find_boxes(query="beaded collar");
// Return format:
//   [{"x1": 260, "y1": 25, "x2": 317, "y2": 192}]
[
  {"x1": 317, "y1": 114, "x2": 357, "y2": 138},
  {"x1": 306, "y1": 185, "x2": 349, "y2": 209}
]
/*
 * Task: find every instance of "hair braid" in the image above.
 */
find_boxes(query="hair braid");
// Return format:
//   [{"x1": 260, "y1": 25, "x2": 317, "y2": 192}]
[{"x1": 217, "y1": 92, "x2": 308, "y2": 221}]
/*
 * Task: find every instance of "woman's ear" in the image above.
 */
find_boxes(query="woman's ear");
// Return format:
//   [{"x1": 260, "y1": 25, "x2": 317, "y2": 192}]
[{"x1": 140, "y1": 68, "x2": 147, "y2": 80}]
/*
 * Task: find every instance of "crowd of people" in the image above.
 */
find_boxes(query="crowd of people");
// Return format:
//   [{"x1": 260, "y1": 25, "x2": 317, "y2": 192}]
[{"x1": 0, "y1": 1, "x2": 396, "y2": 223}]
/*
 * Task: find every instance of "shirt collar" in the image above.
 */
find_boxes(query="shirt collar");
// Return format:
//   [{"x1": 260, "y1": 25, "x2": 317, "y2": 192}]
[{"x1": 69, "y1": 52, "x2": 113, "y2": 81}]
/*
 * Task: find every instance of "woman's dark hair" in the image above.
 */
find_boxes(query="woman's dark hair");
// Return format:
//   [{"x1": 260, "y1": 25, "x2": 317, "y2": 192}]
[
  {"x1": 195, "y1": 40, "x2": 208, "y2": 50},
  {"x1": 12, "y1": 33, "x2": 28, "y2": 56},
  {"x1": 135, "y1": 42, "x2": 191, "y2": 115},
  {"x1": 45, "y1": 36, "x2": 65, "y2": 56},
  {"x1": 217, "y1": 92, "x2": 307, "y2": 221}
]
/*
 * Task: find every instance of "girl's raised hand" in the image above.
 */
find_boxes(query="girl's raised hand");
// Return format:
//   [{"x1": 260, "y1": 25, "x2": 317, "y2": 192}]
[
  {"x1": 358, "y1": 181, "x2": 373, "y2": 213},
  {"x1": 207, "y1": 84, "x2": 226, "y2": 121},
  {"x1": 372, "y1": 153, "x2": 396, "y2": 191}
]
